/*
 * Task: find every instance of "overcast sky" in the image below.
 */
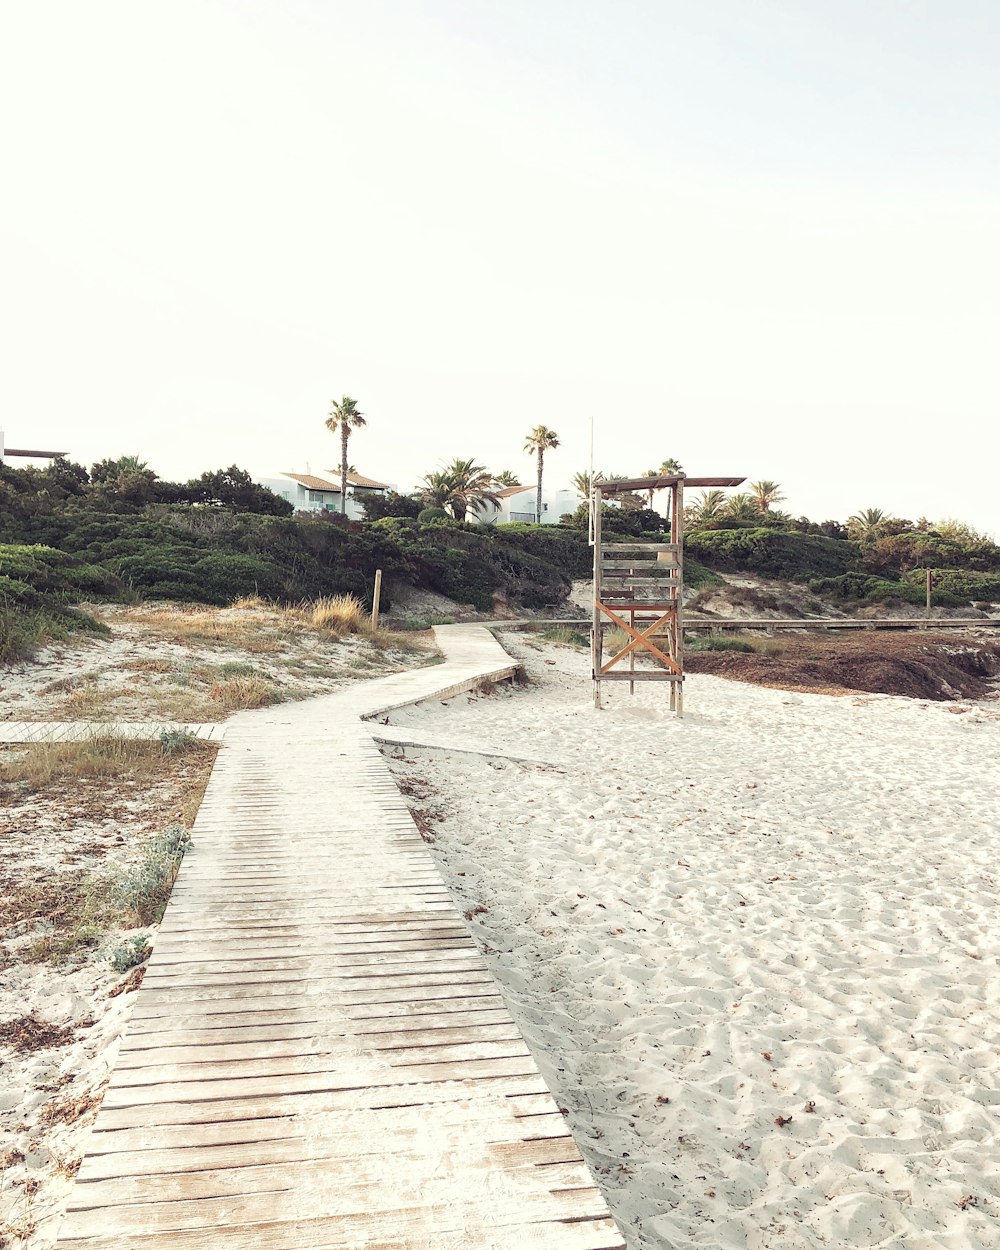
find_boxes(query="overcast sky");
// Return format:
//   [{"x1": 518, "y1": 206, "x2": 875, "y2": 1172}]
[{"x1": 2, "y1": 1, "x2": 997, "y2": 532}]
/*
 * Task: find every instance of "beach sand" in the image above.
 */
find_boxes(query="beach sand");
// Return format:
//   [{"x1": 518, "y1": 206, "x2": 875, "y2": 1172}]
[{"x1": 384, "y1": 636, "x2": 1000, "y2": 1249}]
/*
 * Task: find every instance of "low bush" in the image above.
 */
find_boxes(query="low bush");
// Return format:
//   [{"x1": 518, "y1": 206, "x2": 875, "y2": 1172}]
[
  {"x1": 809, "y1": 572, "x2": 967, "y2": 608},
  {"x1": 687, "y1": 528, "x2": 856, "y2": 580},
  {"x1": 110, "y1": 935, "x2": 151, "y2": 972},
  {"x1": 687, "y1": 633, "x2": 755, "y2": 653},
  {"x1": 110, "y1": 825, "x2": 191, "y2": 926}
]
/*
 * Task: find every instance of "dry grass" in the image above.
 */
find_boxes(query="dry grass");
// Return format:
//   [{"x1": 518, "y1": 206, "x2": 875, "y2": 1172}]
[
  {"x1": 2, "y1": 735, "x2": 216, "y2": 962},
  {"x1": 0, "y1": 736, "x2": 213, "y2": 790},
  {"x1": 116, "y1": 599, "x2": 423, "y2": 654},
  {"x1": 118, "y1": 606, "x2": 290, "y2": 653},
  {"x1": 305, "y1": 594, "x2": 365, "y2": 633},
  {"x1": 46, "y1": 675, "x2": 126, "y2": 721},
  {"x1": 208, "y1": 673, "x2": 282, "y2": 711}
]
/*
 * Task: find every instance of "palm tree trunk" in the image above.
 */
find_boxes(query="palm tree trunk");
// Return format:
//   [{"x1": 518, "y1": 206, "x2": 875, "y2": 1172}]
[
  {"x1": 340, "y1": 426, "x2": 348, "y2": 515},
  {"x1": 536, "y1": 450, "x2": 543, "y2": 524}
]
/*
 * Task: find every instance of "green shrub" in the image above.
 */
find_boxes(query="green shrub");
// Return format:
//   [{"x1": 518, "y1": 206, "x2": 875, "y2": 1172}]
[
  {"x1": 809, "y1": 572, "x2": 967, "y2": 608},
  {"x1": 687, "y1": 633, "x2": 755, "y2": 653},
  {"x1": 417, "y1": 507, "x2": 452, "y2": 523},
  {"x1": 158, "y1": 728, "x2": 201, "y2": 751},
  {"x1": 687, "y1": 528, "x2": 856, "y2": 580},
  {"x1": 110, "y1": 935, "x2": 151, "y2": 971},
  {"x1": 110, "y1": 825, "x2": 191, "y2": 926},
  {"x1": 913, "y1": 569, "x2": 1000, "y2": 603}
]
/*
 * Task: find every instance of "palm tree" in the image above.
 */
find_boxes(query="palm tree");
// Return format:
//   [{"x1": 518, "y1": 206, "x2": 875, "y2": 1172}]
[
  {"x1": 524, "y1": 425, "x2": 560, "y2": 524},
  {"x1": 750, "y1": 479, "x2": 785, "y2": 512},
  {"x1": 419, "y1": 471, "x2": 454, "y2": 511},
  {"x1": 325, "y1": 396, "x2": 366, "y2": 515},
  {"x1": 687, "y1": 488, "x2": 727, "y2": 526},
  {"x1": 419, "y1": 459, "x2": 500, "y2": 522},
  {"x1": 571, "y1": 469, "x2": 603, "y2": 501},
  {"x1": 724, "y1": 493, "x2": 760, "y2": 520},
  {"x1": 492, "y1": 470, "x2": 521, "y2": 487},
  {"x1": 847, "y1": 507, "x2": 888, "y2": 541},
  {"x1": 638, "y1": 459, "x2": 683, "y2": 506}
]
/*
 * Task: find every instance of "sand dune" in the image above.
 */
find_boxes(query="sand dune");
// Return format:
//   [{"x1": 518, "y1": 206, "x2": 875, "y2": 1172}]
[{"x1": 384, "y1": 637, "x2": 1000, "y2": 1249}]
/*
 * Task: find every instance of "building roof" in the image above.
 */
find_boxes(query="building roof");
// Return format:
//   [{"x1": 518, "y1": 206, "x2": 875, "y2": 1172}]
[
  {"x1": 281, "y1": 473, "x2": 343, "y2": 492},
  {"x1": 494, "y1": 483, "x2": 532, "y2": 498},
  {"x1": 324, "y1": 470, "x2": 390, "y2": 490},
  {"x1": 4, "y1": 448, "x2": 68, "y2": 459},
  {"x1": 281, "y1": 470, "x2": 390, "y2": 493}
]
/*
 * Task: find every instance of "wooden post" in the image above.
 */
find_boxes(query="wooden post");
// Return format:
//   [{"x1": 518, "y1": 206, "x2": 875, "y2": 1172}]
[
  {"x1": 592, "y1": 486, "x2": 604, "y2": 708},
  {"x1": 674, "y1": 477, "x2": 685, "y2": 718},
  {"x1": 629, "y1": 604, "x2": 635, "y2": 695},
  {"x1": 371, "y1": 568, "x2": 383, "y2": 631},
  {"x1": 926, "y1": 569, "x2": 932, "y2": 618}
]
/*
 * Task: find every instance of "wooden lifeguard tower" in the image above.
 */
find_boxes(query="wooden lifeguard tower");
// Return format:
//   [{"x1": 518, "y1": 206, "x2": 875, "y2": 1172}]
[{"x1": 591, "y1": 473, "x2": 745, "y2": 715}]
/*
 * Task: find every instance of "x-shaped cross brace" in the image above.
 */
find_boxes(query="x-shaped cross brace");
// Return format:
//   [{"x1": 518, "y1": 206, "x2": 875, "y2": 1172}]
[{"x1": 596, "y1": 602, "x2": 681, "y2": 674}]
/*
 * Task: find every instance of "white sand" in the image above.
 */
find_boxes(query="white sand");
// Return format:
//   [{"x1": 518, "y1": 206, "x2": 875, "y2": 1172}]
[{"x1": 384, "y1": 638, "x2": 1000, "y2": 1249}]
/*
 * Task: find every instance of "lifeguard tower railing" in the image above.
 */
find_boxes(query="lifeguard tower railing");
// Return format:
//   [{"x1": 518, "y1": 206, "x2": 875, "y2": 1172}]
[{"x1": 591, "y1": 474, "x2": 745, "y2": 715}]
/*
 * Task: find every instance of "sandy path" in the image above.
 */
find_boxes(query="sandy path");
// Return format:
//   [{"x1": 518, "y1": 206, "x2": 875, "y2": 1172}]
[{"x1": 384, "y1": 638, "x2": 1000, "y2": 1249}]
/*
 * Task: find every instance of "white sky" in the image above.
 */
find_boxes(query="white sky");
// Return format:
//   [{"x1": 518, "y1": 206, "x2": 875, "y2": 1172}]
[{"x1": 2, "y1": 1, "x2": 997, "y2": 532}]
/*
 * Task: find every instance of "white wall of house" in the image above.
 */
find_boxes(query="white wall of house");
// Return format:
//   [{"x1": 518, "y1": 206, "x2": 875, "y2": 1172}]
[
  {"x1": 259, "y1": 476, "x2": 384, "y2": 521},
  {"x1": 474, "y1": 487, "x2": 579, "y2": 526}
]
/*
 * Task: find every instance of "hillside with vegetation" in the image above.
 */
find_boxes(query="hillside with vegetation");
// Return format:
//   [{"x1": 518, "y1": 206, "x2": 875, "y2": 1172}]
[{"x1": 2, "y1": 456, "x2": 998, "y2": 664}]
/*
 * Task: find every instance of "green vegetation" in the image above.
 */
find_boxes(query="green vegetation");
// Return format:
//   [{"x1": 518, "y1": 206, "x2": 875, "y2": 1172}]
[
  {"x1": 2, "y1": 453, "x2": 998, "y2": 657},
  {"x1": 686, "y1": 633, "x2": 755, "y2": 653},
  {"x1": 686, "y1": 528, "x2": 856, "y2": 581},
  {"x1": 418, "y1": 459, "x2": 501, "y2": 522}
]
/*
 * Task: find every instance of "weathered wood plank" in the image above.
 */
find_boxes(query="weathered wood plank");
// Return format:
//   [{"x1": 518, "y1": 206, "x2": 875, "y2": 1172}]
[
  {"x1": 62, "y1": 1169, "x2": 601, "y2": 1236},
  {"x1": 59, "y1": 1212, "x2": 624, "y2": 1250}
]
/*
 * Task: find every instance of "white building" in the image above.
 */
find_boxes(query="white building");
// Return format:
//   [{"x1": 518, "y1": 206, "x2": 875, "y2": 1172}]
[
  {"x1": 260, "y1": 471, "x2": 391, "y2": 520},
  {"x1": 474, "y1": 484, "x2": 579, "y2": 526}
]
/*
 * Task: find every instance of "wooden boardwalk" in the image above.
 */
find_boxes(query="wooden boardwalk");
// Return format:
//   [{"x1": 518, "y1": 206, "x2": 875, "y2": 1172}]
[{"x1": 57, "y1": 627, "x2": 625, "y2": 1250}]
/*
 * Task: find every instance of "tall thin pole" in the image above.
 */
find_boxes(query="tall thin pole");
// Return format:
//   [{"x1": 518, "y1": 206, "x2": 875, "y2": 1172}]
[
  {"x1": 588, "y1": 416, "x2": 596, "y2": 547},
  {"x1": 926, "y1": 568, "x2": 933, "y2": 618},
  {"x1": 371, "y1": 569, "x2": 383, "y2": 631}
]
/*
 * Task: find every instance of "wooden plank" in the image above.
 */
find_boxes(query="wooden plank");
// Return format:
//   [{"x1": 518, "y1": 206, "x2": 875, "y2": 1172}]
[
  {"x1": 121, "y1": 1008, "x2": 514, "y2": 1049},
  {"x1": 601, "y1": 541, "x2": 679, "y2": 552},
  {"x1": 90, "y1": 1076, "x2": 554, "y2": 1132},
  {"x1": 61, "y1": 1169, "x2": 601, "y2": 1236},
  {"x1": 59, "y1": 1212, "x2": 625, "y2": 1250},
  {"x1": 79, "y1": 1130, "x2": 584, "y2": 1185},
  {"x1": 109, "y1": 1039, "x2": 535, "y2": 1086},
  {"x1": 596, "y1": 669, "x2": 683, "y2": 682},
  {"x1": 84, "y1": 1109, "x2": 571, "y2": 1162},
  {"x1": 100, "y1": 1056, "x2": 546, "y2": 1109}
]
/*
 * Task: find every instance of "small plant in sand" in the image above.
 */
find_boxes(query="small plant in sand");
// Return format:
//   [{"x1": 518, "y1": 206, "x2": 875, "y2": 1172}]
[
  {"x1": 109, "y1": 935, "x2": 152, "y2": 972},
  {"x1": 109, "y1": 825, "x2": 191, "y2": 927},
  {"x1": 158, "y1": 728, "x2": 200, "y2": 752}
]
